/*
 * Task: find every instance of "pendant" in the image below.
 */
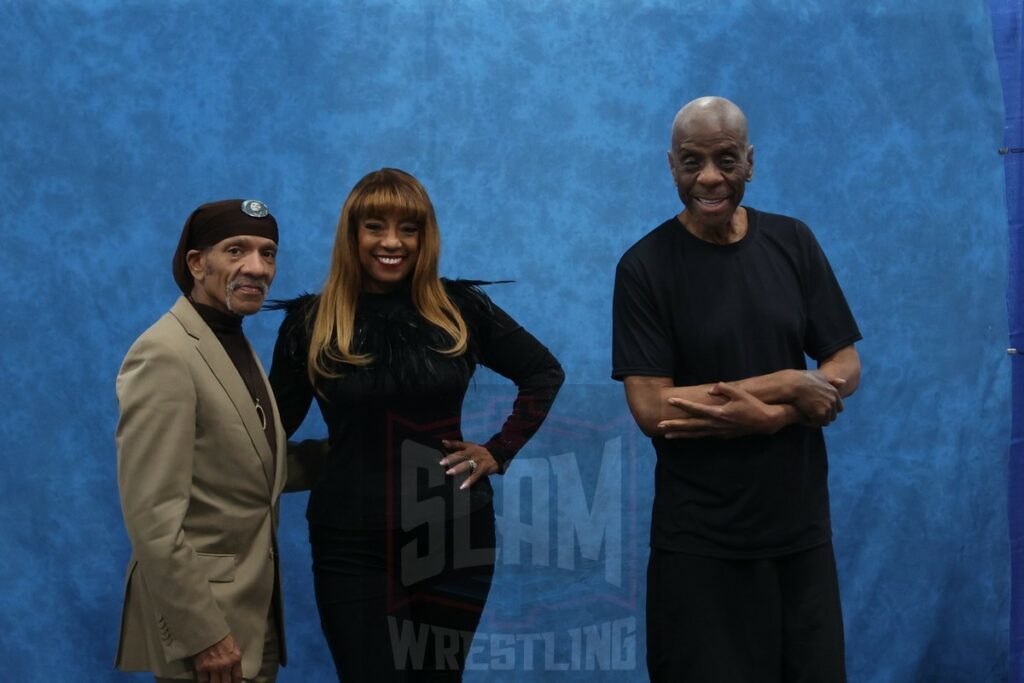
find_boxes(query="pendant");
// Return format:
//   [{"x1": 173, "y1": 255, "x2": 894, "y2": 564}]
[{"x1": 255, "y1": 399, "x2": 267, "y2": 430}]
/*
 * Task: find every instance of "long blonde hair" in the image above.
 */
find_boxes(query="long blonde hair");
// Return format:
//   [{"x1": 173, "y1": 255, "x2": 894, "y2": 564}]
[{"x1": 307, "y1": 168, "x2": 468, "y2": 384}]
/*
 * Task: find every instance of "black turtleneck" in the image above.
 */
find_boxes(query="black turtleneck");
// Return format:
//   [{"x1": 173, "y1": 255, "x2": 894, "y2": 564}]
[{"x1": 190, "y1": 299, "x2": 277, "y2": 456}]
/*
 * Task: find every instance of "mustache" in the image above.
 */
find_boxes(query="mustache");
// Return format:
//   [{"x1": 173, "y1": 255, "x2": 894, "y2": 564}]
[{"x1": 227, "y1": 277, "x2": 268, "y2": 295}]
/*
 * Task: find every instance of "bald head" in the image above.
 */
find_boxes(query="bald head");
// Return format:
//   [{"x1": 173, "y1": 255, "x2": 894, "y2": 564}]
[
  {"x1": 671, "y1": 96, "x2": 750, "y2": 150},
  {"x1": 667, "y1": 96, "x2": 755, "y2": 238}
]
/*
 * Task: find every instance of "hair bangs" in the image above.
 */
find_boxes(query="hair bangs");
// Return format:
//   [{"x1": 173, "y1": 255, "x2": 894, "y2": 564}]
[{"x1": 348, "y1": 179, "x2": 429, "y2": 226}]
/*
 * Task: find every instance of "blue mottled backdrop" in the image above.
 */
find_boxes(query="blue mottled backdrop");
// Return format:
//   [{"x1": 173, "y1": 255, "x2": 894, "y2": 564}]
[{"x1": 0, "y1": 1, "x2": 1010, "y2": 681}]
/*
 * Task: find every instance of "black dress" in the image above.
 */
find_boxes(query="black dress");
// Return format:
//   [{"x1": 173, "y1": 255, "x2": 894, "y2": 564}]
[{"x1": 270, "y1": 280, "x2": 564, "y2": 681}]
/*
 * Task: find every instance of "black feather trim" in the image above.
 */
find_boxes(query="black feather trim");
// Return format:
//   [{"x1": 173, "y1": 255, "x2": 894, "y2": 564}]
[{"x1": 265, "y1": 280, "x2": 511, "y2": 392}]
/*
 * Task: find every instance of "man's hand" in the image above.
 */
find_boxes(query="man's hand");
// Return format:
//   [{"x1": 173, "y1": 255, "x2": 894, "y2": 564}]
[
  {"x1": 440, "y1": 440, "x2": 500, "y2": 489},
  {"x1": 659, "y1": 382, "x2": 788, "y2": 439},
  {"x1": 788, "y1": 370, "x2": 846, "y2": 427},
  {"x1": 194, "y1": 633, "x2": 242, "y2": 683}
]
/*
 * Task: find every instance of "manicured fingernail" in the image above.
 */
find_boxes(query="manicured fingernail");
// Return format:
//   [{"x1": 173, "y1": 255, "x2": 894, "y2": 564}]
[
  {"x1": 439, "y1": 458, "x2": 448, "y2": 466},
  {"x1": 459, "y1": 482, "x2": 468, "y2": 490}
]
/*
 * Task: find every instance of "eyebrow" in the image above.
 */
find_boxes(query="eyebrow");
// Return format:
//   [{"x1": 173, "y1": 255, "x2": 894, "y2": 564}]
[
  {"x1": 678, "y1": 141, "x2": 744, "y2": 153},
  {"x1": 361, "y1": 216, "x2": 421, "y2": 226},
  {"x1": 221, "y1": 237, "x2": 275, "y2": 250}
]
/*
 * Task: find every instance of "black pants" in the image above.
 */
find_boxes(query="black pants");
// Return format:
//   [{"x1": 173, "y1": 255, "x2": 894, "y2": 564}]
[
  {"x1": 310, "y1": 505, "x2": 496, "y2": 682},
  {"x1": 646, "y1": 541, "x2": 846, "y2": 683}
]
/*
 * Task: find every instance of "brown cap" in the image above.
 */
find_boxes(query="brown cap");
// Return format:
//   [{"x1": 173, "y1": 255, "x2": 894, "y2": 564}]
[{"x1": 172, "y1": 199, "x2": 279, "y2": 293}]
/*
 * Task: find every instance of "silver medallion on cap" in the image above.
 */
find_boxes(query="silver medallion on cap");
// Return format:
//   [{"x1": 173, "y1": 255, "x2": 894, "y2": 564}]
[{"x1": 241, "y1": 199, "x2": 269, "y2": 218}]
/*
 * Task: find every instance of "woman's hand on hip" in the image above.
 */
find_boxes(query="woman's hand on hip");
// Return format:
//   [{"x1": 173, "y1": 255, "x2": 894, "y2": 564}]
[{"x1": 440, "y1": 440, "x2": 499, "y2": 489}]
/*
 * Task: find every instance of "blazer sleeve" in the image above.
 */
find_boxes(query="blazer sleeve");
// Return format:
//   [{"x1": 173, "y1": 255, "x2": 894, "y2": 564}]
[{"x1": 115, "y1": 334, "x2": 231, "y2": 660}]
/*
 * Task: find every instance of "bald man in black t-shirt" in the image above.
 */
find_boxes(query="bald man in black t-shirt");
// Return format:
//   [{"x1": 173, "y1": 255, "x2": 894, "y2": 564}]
[{"x1": 612, "y1": 97, "x2": 861, "y2": 682}]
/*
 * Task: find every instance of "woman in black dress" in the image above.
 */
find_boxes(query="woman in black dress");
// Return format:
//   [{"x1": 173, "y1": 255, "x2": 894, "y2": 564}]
[{"x1": 269, "y1": 168, "x2": 564, "y2": 681}]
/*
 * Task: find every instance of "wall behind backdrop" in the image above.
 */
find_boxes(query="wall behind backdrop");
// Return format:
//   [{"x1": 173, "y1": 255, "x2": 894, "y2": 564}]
[{"x1": 0, "y1": 1, "x2": 1010, "y2": 681}]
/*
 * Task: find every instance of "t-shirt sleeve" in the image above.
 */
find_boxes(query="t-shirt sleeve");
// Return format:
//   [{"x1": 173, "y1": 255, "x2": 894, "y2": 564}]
[
  {"x1": 797, "y1": 223, "x2": 862, "y2": 360},
  {"x1": 611, "y1": 255, "x2": 675, "y2": 380}
]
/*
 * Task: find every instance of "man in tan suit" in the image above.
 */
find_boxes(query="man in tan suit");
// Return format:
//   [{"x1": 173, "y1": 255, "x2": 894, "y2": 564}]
[{"x1": 115, "y1": 199, "x2": 306, "y2": 683}]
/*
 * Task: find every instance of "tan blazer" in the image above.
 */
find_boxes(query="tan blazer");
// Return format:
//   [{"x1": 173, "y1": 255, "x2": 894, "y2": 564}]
[{"x1": 114, "y1": 296, "x2": 290, "y2": 679}]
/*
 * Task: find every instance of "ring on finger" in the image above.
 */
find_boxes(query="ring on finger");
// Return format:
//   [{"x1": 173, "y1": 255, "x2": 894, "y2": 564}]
[{"x1": 468, "y1": 459, "x2": 478, "y2": 472}]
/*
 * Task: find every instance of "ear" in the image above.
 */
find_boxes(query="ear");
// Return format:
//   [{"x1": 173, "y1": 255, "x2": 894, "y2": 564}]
[
  {"x1": 667, "y1": 150, "x2": 677, "y2": 173},
  {"x1": 746, "y1": 145, "x2": 755, "y2": 181},
  {"x1": 186, "y1": 249, "x2": 206, "y2": 281}
]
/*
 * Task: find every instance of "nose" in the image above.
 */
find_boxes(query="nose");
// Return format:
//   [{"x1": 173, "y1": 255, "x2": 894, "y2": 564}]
[
  {"x1": 381, "y1": 228, "x2": 402, "y2": 249},
  {"x1": 239, "y1": 251, "x2": 270, "y2": 278},
  {"x1": 696, "y1": 161, "x2": 724, "y2": 185}
]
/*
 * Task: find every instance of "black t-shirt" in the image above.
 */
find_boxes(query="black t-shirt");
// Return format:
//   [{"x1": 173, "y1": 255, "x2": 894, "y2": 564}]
[
  {"x1": 270, "y1": 280, "x2": 564, "y2": 530},
  {"x1": 612, "y1": 208, "x2": 861, "y2": 557}
]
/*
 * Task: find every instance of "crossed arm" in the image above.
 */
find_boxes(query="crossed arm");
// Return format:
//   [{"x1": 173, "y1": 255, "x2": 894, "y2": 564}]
[{"x1": 623, "y1": 345, "x2": 860, "y2": 439}]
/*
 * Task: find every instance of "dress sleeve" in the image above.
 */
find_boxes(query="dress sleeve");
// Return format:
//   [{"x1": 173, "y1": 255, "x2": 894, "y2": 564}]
[
  {"x1": 796, "y1": 222, "x2": 863, "y2": 360},
  {"x1": 269, "y1": 296, "x2": 318, "y2": 437},
  {"x1": 459, "y1": 284, "x2": 565, "y2": 472}
]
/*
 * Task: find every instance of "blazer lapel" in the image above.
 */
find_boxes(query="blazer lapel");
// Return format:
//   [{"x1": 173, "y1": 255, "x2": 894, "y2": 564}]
[
  {"x1": 252, "y1": 349, "x2": 287, "y2": 500},
  {"x1": 170, "y1": 297, "x2": 276, "y2": 493}
]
